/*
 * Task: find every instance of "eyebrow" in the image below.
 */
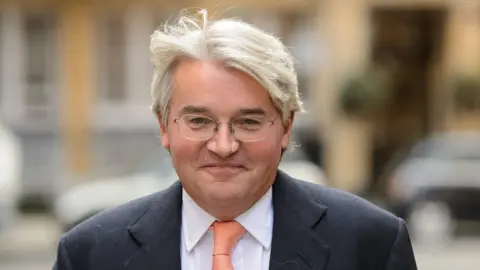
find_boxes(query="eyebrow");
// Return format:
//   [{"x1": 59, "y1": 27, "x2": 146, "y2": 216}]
[
  {"x1": 179, "y1": 105, "x2": 209, "y2": 114},
  {"x1": 237, "y1": 108, "x2": 267, "y2": 116},
  {"x1": 178, "y1": 105, "x2": 267, "y2": 116}
]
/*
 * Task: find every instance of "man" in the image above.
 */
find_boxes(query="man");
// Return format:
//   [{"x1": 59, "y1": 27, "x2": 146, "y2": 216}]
[{"x1": 53, "y1": 10, "x2": 417, "y2": 270}]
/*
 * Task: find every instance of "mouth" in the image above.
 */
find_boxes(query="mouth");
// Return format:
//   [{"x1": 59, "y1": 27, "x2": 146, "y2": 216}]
[{"x1": 201, "y1": 164, "x2": 247, "y2": 174}]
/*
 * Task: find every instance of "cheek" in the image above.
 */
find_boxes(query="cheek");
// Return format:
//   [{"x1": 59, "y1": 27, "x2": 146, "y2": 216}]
[
  {"x1": 244, "y1": 140, "x2": 282, "y2": 163},
  {"x1": 168, "y1": 136, "x2": 203, "y2": 163}
]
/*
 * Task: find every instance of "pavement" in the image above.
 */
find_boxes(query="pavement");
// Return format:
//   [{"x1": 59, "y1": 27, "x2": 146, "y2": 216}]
[
  {"x1": 0, "y1": 214, "x2": 479, "y2": 270},
  {"x1": 415, "y1": 238, "x2": 480, "y2": 270},
  {"x1": 0, "y1": 214, "x2": 60, "y2": 270}
]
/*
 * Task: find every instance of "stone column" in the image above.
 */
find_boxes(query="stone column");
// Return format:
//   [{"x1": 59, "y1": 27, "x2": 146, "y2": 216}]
[
  {"x1": 59, "y1": 3, "x2": 95, "y2": 179},
  {"x1": 443, "y1": 1, "x2": 480, "y2": 130},
  {"x1": 313, "y1": 0, "x2": 372, "y2": 192}
]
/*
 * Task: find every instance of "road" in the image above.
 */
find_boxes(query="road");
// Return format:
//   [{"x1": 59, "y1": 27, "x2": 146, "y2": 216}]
[
  {"x1": 415, "y1": 238, "x2": 480, "y2": 270},
  {"x1": 0, "y1": 215, "x2": 59, "y2": 270},
  {"x1": 0, "y1": 215, "x2": 479, "y2": 270}
]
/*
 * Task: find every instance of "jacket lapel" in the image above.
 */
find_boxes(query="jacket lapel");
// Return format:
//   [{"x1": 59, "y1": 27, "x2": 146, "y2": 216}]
[
  {"x1": 269, "y1": 171, "x2": 330, "y2": 270},
  {"x1": 125, "y1": 181, "x2": 183, "y2": 270}
]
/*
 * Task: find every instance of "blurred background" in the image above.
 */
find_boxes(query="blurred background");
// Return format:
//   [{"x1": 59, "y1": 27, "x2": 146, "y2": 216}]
[{"x1": 1, "y1": 0, "x2": 480, "y2": 269}]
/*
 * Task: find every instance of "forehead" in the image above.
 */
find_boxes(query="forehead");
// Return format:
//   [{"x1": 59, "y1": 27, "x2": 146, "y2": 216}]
[{"x1": 170, "y1": 59, "x2": 275, "y2": 114}]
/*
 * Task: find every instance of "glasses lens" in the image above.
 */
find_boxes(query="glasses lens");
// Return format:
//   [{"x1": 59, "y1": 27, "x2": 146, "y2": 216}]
[
  {"x1": 178, "y1": 115, "x2": 214, "y2": 140},
  {"x1": 177, "y1": 114, "x2": 271, "y2": 142},
  {"x1": 231, "y1": 116, "x2": 268, "y2": 142}
]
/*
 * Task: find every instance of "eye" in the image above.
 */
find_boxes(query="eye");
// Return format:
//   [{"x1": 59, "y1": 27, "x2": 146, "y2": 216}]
[
  {"x1": 190, "y1": 117, "x2": 210, "y2": 124},
  {"x1": 184, "y1": 115, "x2": 214, "y2": 128},
  {"x1": 237, "y1": 118, "x2": 261, "y2": 125},
  {"x1": 234, "y1": 117, "x2": 264, "y2": 131}
]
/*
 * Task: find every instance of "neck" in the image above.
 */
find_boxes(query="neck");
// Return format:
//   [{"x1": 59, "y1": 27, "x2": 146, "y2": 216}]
[
  {"x1": 208, "y1": 198, "x2": 259, "y2": 221},
  {"x1": 211, "y1": 208, "x2": 248, "y2": 221},
  {"x1": 184, "y1": 170, "x2": 277, "y2": 221},
  {"x1": 194, "y1": 185, "x2": 271, "y2": 221}
]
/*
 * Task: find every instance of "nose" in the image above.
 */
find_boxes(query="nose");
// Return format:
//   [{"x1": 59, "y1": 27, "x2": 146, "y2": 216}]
[{"x1": 206, "y1": 123, "x2": 239, "y2": 158}]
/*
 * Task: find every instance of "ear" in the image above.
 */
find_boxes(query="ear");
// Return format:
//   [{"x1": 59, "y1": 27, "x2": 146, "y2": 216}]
[
  {"x1": 280, "y1": 112, "x2": 295, "y2": 149},
  {"x1": 156, "y1": 112, "x2": 170, "y2": 149}
]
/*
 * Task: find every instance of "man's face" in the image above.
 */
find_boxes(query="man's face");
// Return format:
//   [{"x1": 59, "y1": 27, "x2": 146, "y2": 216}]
[{"x1": 159, "y1": 59, "x2": 293, "y2": 207}]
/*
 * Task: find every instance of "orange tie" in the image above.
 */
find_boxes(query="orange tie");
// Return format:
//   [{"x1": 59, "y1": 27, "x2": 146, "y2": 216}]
[{"x1": 211, "y1": 221, "x2": 246, "y2": 270}]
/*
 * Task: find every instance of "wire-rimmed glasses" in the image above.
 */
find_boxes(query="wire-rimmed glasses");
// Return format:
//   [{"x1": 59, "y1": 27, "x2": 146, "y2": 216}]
[{"x1": 173, "y1": 114, "x2": 277, "y2": 142}]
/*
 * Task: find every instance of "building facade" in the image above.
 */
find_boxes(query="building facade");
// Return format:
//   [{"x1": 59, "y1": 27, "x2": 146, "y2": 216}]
[{"x1": 0, "y1": 0, "x2": 479, "y2": 207}]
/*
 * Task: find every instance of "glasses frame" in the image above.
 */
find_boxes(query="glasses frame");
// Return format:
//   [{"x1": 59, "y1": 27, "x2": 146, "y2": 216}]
[{"x1": 172, "y1": 113, "x2": 279, "y2": 142}]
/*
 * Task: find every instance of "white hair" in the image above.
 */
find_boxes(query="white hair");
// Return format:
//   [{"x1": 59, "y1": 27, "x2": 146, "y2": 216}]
[{"x1": 149, "y1": 9, "x2": 305, "y2": 125}]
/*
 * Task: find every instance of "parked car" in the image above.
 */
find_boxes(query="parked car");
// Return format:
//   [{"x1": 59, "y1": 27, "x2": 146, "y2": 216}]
[
  {"x1": 291, "y1": 102, "x2": 324, "y2": 167},
  {"x1": 279, "y1": 147, "x2": 326, "y2": 185},
  {"x1": 53, "y1": 148, "x2": 326, "y2": 231},
  {"x1": 0, "y1": 123, "x2": 22, "y2": 233},
  {"x1": 386, "y1": 131, "x2": 480, "y2": 243}
]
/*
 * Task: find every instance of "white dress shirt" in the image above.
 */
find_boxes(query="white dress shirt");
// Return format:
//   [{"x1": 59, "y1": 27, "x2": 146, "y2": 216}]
[{"x1": 181, "y1": 188, "x2": 273, "y2": 270}]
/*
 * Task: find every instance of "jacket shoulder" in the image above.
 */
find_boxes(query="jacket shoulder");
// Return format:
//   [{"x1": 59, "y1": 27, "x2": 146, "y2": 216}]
[
  {"x1": 60, "y1": 182, "x2": 176, "y2": 248},
  {"x1": 297, "y1": 180, "x2": 400, "y2": 232},
  {"x1": 297, "y1": 180, "x2": 407, "y2": 266},
  {"x1": 53, "y1": 181, "x2": 182, "y2": 269}
]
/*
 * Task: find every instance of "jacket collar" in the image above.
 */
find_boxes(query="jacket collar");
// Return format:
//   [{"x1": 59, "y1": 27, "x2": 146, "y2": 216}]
[
  {"x1": 126, "y1": 181, "x2": 183, "y2": 270},
  {"x1": 269, "y1": 170, "x2": 330, "y2": 270}
]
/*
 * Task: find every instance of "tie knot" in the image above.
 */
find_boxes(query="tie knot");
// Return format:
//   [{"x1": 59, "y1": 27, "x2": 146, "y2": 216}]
[{"x1": 212, "y1": 221, "x2": 246, "y2": 255}]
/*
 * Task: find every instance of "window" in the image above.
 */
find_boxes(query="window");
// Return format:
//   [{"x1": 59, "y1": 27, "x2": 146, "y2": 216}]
[
  {"x1": 98, "y1": 13, "x2": 126, "y2": 103},
  {"x1": 285, "y1": 15, "x2": 320, "y2": 100},
  {"x1": 24, "y1": 13, "x2": 56, "y2": 118}
]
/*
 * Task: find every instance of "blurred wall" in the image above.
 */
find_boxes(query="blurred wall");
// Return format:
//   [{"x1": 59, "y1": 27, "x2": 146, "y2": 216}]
[{"x1": 314, "y1": 0, "x2": 480, "y2": 193}]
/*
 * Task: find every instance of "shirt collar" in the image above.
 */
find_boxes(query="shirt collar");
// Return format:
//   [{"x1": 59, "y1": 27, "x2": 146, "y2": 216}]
[
  {"x1": 182, "y1": 188, "x2": 273, "y2": 252},
  {"x1": 182, "y1": 189, "x2": 216, "y2": 252},
  {"x1": 235, "y1": 188, "x2": 273, "y2": 250}
]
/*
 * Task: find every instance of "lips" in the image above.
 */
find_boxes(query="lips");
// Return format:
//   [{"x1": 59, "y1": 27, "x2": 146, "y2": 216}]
[
  {"x1": 203, "y1": 164, "x2": 244, "y2": 168},
  {"x1": 201, "y1": 163, "x2": 246, "y2": 174},
  {"x1": 201, "y1": 161, "x2": 245, "y2": 168}
]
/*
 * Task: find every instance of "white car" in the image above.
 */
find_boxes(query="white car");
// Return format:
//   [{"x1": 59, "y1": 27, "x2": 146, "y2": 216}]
[
  {"x1": 0, "y1": 123, "x2": 22, "y2": 233},
  {"x1": 54, "y1": 149, "x2": 326, "y2": 231}
]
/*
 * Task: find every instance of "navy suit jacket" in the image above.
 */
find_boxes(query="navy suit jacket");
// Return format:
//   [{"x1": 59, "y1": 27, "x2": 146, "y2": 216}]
[{"x1": 53, "y1": 171, "x2": 417, "y2": 270}]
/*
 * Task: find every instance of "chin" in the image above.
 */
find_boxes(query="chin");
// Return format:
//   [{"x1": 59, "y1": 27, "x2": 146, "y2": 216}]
[
  {"x1": 203, "y1": 181, "x2": 246, "y2": 198},
  {"x1": 206, "y1": 189, "x2": 246, "y2": 205}
]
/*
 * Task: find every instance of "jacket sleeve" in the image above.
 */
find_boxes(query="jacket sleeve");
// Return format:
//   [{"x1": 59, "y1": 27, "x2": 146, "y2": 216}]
[
  {"x1": 52, "y1": 236, "x2": 74, "y2": 270},
  {"x1": 385, "y1": 218, "x2": 418, "y2": 270}
]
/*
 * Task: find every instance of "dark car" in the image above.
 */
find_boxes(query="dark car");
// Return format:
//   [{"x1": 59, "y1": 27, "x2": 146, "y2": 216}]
[{"x1": 386, "y1": 132, "x2": 480, "y2": 243}]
